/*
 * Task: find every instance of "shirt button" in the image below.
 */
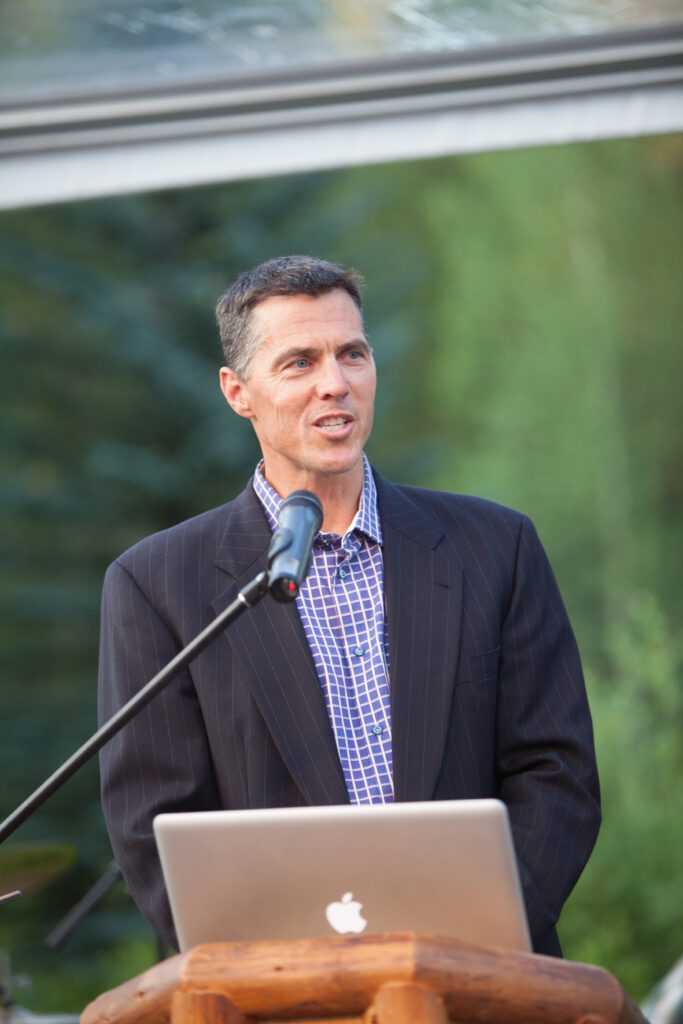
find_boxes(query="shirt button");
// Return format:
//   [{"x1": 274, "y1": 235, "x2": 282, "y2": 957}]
[
  {"x1": 371, "y1": 724, "x2": 384, "y2": 736},
  {"x1": 353, "y1": 645, "x2": 366, "y2": 657},
  {"x1": 337, "y1": 568, "x2": 347, "y2": 579}
]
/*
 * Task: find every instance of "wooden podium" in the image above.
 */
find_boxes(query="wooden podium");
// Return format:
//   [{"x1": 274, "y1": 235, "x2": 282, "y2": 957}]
[{"x1": 81, "y1": 932, "x2": 647, "y2": 1024}]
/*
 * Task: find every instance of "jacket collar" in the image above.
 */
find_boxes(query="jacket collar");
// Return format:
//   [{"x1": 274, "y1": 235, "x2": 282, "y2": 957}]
[
  {"x1": 374, "y1": 472, "x2": 463, "y2": 801},
  {"x1": 213, "y1": 480, "x2": 273, "y2": 578}
]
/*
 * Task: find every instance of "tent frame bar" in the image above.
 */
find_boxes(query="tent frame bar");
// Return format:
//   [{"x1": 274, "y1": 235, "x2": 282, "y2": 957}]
[{"x1": 2, "y1": 20, "x2": 681, "y2": 157}]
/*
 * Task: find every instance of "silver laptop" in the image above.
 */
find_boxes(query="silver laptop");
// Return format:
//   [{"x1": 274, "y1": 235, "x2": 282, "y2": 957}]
[{"x1": 153, "y1": 799, "x2": 531, "y2": 953}]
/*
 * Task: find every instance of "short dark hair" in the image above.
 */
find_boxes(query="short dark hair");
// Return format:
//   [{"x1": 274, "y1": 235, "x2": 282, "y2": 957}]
[{"x1": 215, "y1": 255, "x2": 365, "y2": 379}]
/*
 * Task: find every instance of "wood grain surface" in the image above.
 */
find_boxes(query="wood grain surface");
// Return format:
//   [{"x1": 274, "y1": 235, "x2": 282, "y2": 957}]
[{"x1": 81, "y1": 932, "x2": 648, "y2": 1024}]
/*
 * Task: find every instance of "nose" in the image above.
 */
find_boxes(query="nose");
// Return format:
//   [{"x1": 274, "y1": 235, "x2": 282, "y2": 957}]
[{"x1": 315, "y1": 356, "x2": 350, "y2": 400}]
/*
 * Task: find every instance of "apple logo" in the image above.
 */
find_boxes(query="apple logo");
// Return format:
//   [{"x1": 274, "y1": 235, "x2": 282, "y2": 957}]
[{"x1": 325, "y1": 891, "x2": 368, "y2": 934}]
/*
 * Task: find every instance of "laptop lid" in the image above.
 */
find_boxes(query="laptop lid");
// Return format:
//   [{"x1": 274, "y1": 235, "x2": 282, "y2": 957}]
[{"x1": 153, "y1": 798, "x2": 531, "y2": 953}]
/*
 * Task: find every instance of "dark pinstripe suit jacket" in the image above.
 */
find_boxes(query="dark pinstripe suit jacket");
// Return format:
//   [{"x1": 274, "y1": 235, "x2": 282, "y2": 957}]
[{"x1": 98, "y1": 471, "x2": 600, "y2": 956}]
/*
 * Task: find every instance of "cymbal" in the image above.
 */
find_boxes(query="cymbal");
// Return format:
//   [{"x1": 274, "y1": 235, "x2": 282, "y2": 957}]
[{"x1": 0, "y1": 844, "x2": 77, "y2": 896}]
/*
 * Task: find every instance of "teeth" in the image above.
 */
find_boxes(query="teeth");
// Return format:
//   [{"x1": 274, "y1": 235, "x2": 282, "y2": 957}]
[{"x1": 317, "y1": 417, "x2": 348, "y2": 427}]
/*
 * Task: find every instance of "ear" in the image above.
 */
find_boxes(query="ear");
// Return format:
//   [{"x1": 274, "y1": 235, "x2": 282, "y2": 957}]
[{"x1": 219, "y1": 367, "x2": 254, "y2": 419}]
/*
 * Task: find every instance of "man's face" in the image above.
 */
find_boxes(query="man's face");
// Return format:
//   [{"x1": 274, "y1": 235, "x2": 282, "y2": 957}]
[{"x1": 219, "y1": 289, "x2": 376, "y2": 496}]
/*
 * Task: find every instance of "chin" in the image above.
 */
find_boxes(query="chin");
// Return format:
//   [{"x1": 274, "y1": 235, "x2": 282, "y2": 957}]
[{"x1": 317, "y1": 453, "x2": 363, "y2": 476}]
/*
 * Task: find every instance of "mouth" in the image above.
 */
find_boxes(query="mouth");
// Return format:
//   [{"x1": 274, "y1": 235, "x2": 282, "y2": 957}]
[{"x1": 313, "y1": 414, "x2": 354, "y2": 434}]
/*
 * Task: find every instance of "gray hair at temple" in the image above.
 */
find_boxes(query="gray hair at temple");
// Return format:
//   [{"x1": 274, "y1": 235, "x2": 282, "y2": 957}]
[{"x1": 215, "y1": 255, "x2": 365, "y2": 380}]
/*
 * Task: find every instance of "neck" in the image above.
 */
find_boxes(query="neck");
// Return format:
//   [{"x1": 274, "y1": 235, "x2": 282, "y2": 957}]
[
  {"x1": 262, "y1": 460, "x2": 365, "y2": 535},
  {"x1": 316, "y1": 474, "x2": 363, "y2": 534}
]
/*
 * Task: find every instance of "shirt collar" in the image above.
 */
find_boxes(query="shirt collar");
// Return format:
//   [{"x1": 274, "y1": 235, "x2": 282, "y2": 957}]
[{"x1": 252, "y1": 454, "x2": 382, "y2": 545}]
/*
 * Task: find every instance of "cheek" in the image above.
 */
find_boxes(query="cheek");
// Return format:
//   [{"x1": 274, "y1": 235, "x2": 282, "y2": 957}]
[
  {"x1": 360, "y1": 374, "x2": 377, "y2": 411},
  {"x1": 274, "y1": 407, "x2": 294, "y2": 429},
  {"x1": 268, "y1": 392, "x2": 307, "y2": 428}
]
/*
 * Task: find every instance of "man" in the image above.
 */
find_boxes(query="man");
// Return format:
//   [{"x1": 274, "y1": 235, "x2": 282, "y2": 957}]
[{"x1": 99, "y1": 255, "x2": 600, "y2": 956}]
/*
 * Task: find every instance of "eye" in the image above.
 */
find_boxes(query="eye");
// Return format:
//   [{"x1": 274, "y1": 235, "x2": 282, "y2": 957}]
[
  {"x1": 291, "y1": 357, "x2": 310, "y2": 369},
  {"x1": 345, "y1": 349, "x2": 364, "y2": 361}
]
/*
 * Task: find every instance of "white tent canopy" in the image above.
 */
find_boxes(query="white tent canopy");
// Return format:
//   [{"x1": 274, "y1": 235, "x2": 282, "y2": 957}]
[{"x1": 1, "y1": 0, "x2": 681, "y2": 209}]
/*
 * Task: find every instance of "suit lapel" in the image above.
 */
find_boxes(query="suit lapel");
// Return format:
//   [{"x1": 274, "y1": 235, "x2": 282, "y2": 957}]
[
  {"x1": 211, "y1": 484, "x2": 348, "y2": 806},
  {"x1": 377, "y1": 475, "x2": 464, "y2": 802}
]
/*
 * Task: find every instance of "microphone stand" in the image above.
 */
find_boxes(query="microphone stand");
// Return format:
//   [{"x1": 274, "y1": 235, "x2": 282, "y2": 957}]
[
  {"x1": 0, "y1": 485, "x2": 323, "y2": 911},
  {"x1": 44, "y1": 861, "x2": 122, "y2": 951},
  {"x1": 43, "y1": 860, "x2": 170, "y2": 964},
  {"x1": 0, "y1": 570, "x2": 269, "y2": 852}
]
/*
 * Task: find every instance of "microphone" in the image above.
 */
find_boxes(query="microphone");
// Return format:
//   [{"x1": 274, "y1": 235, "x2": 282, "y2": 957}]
[{"x1": 268, "y1": 490, "x2": 323, "y2": 603}]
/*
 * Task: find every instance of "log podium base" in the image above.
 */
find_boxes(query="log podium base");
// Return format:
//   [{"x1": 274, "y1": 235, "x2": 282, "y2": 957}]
[{"x1": 81, "y1": 932, "x2": 647, "y2": 1024}]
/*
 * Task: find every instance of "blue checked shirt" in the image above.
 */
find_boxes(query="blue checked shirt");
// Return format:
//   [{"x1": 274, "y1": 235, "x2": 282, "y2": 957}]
[{"x1": 253, "y1": 456, "x2": 394, "y2": 804}]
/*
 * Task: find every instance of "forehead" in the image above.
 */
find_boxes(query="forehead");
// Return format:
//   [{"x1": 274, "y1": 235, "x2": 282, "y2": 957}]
[{"x1": 251, "y1": 289, "x2": 365, "y2": 354}]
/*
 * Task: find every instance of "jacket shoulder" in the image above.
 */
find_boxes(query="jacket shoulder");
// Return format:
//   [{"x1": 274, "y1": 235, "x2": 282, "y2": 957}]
[
  {"x1": 111, "y1": 501, "x2": 233, "y2": 574},
  {"x1": 383, "y1": 479, "x2": 529, "y2": 537}
]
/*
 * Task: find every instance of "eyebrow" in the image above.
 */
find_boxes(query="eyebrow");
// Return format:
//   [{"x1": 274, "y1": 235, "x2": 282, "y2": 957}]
[{"x1": 271, "y1": 338, "x2": 371, "y2": 370}]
